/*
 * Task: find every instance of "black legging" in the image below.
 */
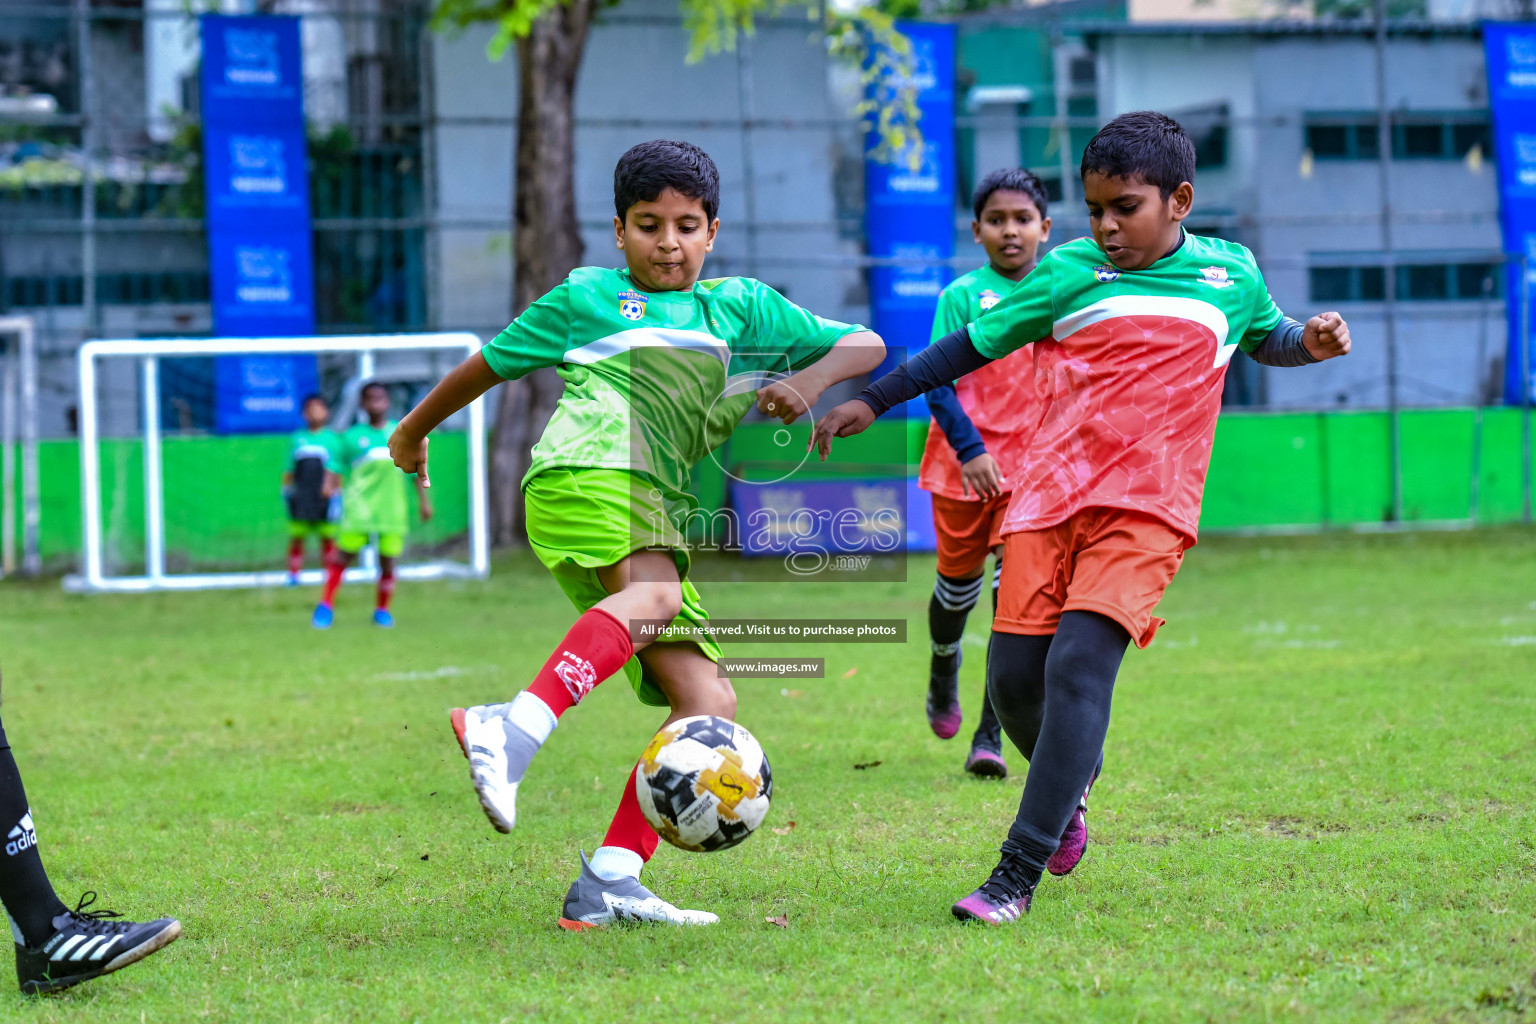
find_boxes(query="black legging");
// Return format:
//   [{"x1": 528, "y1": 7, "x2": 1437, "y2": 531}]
[{"x1": 986, "y1": 611, "x2": 1129, "y2": 873}]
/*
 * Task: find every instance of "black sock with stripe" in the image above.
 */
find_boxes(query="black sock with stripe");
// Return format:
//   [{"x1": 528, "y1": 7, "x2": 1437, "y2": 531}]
[
  {"x1": 929, "y1": 572, "x2": 983, "y2": 679},
  {"x1": 0, "y1": 718, "x2": 69, "y2": 947}
]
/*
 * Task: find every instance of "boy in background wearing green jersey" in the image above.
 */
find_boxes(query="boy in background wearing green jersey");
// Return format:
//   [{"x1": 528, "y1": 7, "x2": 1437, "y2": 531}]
[
  {"x1": 283, "y1": 394, "x2": 342, "y2": 585},
  {"x1": 814, "y1": 112, "x2": 1351, "y2": 925},
  {"x1": 920, "y1": 169, "x2": 1051, "y2": 780},
  {"x1": 387, "y1": 140, "x2": 884, "y2": 927},
  {"x1": 312, "y1": 382, "x2": 432, "y2": 630}
]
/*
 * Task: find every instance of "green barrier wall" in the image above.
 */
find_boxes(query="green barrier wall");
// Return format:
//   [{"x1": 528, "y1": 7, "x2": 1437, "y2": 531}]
[
  {"x1": 695, "y1": 408, "x2": 1535, "y2": 533},
  {"x1": 15, "y1": 432, "x2": 470, "y2": 571},
  {"x1": 11, "y1": 411, "x2": 1532, "y2": 571}
]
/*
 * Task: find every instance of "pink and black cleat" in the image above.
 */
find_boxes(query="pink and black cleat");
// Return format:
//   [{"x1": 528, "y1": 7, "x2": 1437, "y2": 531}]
[
  {"x1": 926, "y1": 691, "x2": 963, "y2": 740},
  {"x1": 963, "y1": 746, "x2": 1008, "y2": 779},
  {"x1": 951, "y1": 859, "x2": 1036, "y2": 925},
  {"x1": 1046, "y1": 767, "x2": 1100, "y2": 876}
]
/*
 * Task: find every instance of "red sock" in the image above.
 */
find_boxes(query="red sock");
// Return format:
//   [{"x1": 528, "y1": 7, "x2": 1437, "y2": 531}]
[
  {"x1": 601, "y1": 768, "x2": 659, "y2": 862},
  {"x1": 376, "y1": 571, "x2": 395, "y2": 611},
  {"x1": 320, "y1": 537, "x2": 337, "y2": 566},
  {"x1": 320, "y1": 561, "x2": 344, "y2": 607},
  {"x1": 287, "y1": 538, "x2": 304, "y2": 575},
  {"x1": 526, "y1": 608, "x2": 634, "y2": 718}
]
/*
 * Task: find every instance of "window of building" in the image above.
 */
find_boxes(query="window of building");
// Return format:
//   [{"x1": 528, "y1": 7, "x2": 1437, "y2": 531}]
[
  {"x1": 1305, "y1": 121, "x2": 1378, "y2": 160},
  {"x1": 1309, "y1": 261, "x2": 1501, "y2": 302},
  {"x1": 1304, "y1": 113, "x2": 1489, "y2": 161}
]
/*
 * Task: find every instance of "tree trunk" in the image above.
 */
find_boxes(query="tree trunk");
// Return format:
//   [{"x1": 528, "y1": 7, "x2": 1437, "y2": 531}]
[{"x1": 488, "y1": 0, "x2": 594, "y2": 548}]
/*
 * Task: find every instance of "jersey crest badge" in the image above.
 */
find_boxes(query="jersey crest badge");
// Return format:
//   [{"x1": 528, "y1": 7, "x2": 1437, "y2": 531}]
[
  {"x1": 978, "y1": 289, "x2": 1002, "y2": 311},
  {"x1": 618, "y1": 289, "x2": 647, "y2": 321},
  {"x1": 1093, "y1": 264, "x2": 1121, "y2": 283},
  {"x1": 1199, "y1": 266, "x2": 1232, "y2": 288}
]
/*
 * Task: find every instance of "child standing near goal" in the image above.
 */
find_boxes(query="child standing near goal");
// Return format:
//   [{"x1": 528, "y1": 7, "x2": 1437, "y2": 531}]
[
  {"x1": 283, "y1": 394, "x2": 342, "y2": 585},
  {"x1": 387, "y1": 139, "x2": 884, "y2": 928},
  {"x1": 312, "y1": 382, "x2": 432, "y2": 630},
  {"x1": 812, "y1": 112, "x2": 1351, "y2": 924},
  {"x1": 920, "y1": 168, "x2": 1050, "y2": 780}
]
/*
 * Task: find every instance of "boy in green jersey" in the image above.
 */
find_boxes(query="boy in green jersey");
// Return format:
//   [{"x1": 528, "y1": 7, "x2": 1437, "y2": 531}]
[
  {"x1": 312, "y1": 382, "x2": 432, "y2": 630},
  {"x1": 388, "y1": 140, "x2": 884, "y2": 927},
  {"x1": 283, "y1": 394, "x2": 342, "y2": 585},
  {"x1": 814, "y1": 112, "x2": 1351, "y2": 924},
  {"x1": 919, "y1": 169, "x2": 1052, "y2": 779}
]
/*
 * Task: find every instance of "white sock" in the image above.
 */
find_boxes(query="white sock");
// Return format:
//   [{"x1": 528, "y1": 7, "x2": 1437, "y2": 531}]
[
  {"x1": 588, "y1": 846, "x2": 643, "y2": 882},
  {"x1": 506, "y1": 691, "x2": 557, "y2": 746}
]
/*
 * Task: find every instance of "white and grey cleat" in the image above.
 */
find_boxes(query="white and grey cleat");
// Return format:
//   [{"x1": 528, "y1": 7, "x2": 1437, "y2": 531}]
[
  {"x1": 450, "y1": 704, "x2": 538, "y2": 834},
  {"x1": 557, "y1": 851, "x2": 719, "y2": 930}
]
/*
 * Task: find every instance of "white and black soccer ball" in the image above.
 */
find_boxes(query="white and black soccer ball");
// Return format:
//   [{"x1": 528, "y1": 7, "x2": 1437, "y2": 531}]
[{"x1": 635, "y1": 715, "x2": 772, "y2": 853}]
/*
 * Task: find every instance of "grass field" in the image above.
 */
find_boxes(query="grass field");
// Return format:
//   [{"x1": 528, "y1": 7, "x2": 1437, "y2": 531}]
[{"x1": 0, "y1": 528, "x2": 1532, "y2": 1022}]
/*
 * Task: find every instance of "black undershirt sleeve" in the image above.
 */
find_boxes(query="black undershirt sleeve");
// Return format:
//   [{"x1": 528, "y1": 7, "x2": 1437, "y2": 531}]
[
  {"x1": 855, "y1": 328, "x2": 995, "y2": 417},
  {"x1": 1247, "y1": 317, "x2": 1317, "y2": 367}
]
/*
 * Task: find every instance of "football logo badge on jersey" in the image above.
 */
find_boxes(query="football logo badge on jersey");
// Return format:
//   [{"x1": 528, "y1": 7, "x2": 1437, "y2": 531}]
[
  {"x1": 618, "y1": 289, "x2": 648, "y2": 321},
  {"x1": 1093, "y1": 264, "x2": 1121, "y2": 283},
  {"x1": 1200, "y1": 266, "x2": 1233, "y2": 288},
  {"x1": 978, "y1": 289, "x2": 1002, "y2": 311}
]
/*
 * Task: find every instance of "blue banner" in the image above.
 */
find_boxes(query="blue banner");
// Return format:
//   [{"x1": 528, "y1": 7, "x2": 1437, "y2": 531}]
[
  {"x1": 214, "y1": 353, "x2": 320, "y2": 435},
  {"x1": 200, "y1": 14, "x2": 316, "y2": 432},
  {"x1": 1484, "y1": 23, "x2": 1536, "y2": 404},
  {"x1": 729, "y1": 479, "x2": 913, "y2": 557},
  {"x1": 864, "y1": 21, "x2": 957, "y2": 418}
]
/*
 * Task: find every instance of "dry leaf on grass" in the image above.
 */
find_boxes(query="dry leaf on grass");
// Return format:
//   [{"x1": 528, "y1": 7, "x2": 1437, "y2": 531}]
[
  {"x1": 765, "y1": 914, "x2": 789, "y2": 928},
  {"x1": 779, "y1": 688, "x2": 803, "y2": 698},
  {"x1": 771, "y1": 820, "x2": 798, "y2": 835},
  {"x1": 841, "y1": 667, "x2": 858, "y2": 679},
  {"x1": 853, "y1": 760, "x2": 883, "y2": 770}
]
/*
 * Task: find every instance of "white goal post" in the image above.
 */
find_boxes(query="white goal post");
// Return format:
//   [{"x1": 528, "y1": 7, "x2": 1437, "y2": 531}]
[{"x1": 66, "y1": 333, "x2": 489, "y2": 593}]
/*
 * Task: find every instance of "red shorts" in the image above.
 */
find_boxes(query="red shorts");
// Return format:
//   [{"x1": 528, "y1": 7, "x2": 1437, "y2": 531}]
[
  {"x1": 993, "y1": 507, "x2": 1187, "y2": 649},
  {"x1": 931, "y1": 492, "x2": 1010, "y2": 578}
]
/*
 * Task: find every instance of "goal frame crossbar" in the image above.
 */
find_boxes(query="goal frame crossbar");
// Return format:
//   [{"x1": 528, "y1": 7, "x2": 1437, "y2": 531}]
[{"x1": 66, "y1": 333, "x2": 489, "y2": 594}]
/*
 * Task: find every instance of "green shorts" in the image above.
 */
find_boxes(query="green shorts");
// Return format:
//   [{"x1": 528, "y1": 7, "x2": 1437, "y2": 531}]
[
  {"x1": 523, "y1": 467, "x2": 721, "y2": 708},
  {"x1": 288, "y1": 519, "x2": 338, "y2": 540},
  {"x1": 337, "y1": 530, "x2": 404, "y2": 558}
]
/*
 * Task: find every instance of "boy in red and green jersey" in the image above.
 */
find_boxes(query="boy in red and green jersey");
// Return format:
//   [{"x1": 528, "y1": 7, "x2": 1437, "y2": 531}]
[
  {"x1": 918, "y1": 168, "x2": 1052, "y2": 781},
  {"x1": 814, "y1": 111, "x2": 1352, "y2": 924},
  {"x1": 385, "y1": 140, "x2": 884, "y2": 928}
]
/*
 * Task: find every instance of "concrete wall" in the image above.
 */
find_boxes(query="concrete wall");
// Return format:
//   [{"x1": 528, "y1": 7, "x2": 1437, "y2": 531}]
[
  {"x1": 1097, "y1": 30, "x2": 1502, "y2": 409},
  {"x1": 431, "y1": 1, "x2": 863, "y2": 337}
]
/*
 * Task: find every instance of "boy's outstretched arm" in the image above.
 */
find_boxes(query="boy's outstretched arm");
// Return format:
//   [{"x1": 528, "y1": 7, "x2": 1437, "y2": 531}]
[
  {"x1": 810, "y1": 326, "x2": 996, "y2": 459},
  {"x1": 1248, "y1": 312, "x2": 1351, "y2": 366},
  {"x1": 755, "y1": 331, "x2": 884, "y2": 425},
  {"x1": 388, "y1": 350, "x2": 504, "y2": 486}
]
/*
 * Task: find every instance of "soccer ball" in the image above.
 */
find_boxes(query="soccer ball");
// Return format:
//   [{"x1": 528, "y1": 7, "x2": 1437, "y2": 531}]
[{"x1": 635, "y1": 715, "x2": 772, "y2": 853}]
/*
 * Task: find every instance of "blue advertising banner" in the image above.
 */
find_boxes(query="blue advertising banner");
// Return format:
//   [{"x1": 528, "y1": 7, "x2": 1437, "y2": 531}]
[
  {"x1": 864, "y1": 21, "x2": 957, "y2": 419},
  {"x1": 202, "y1": 127, "x2": 311, "y2": 224},
  {"x1": 200, "y1": 14, "x2": 316, "y2": 432},
  {"x1": 207, "y1": 230, "x2": 317, "y2": 337},
  {"x1": 1484, "y1": 22, "x2": 1536, "y2": 404},
  {"x1": 729, "y1": 479, "x2": 914, "y2": 557},
  {"x1": 214, "y1": 353, "x2": 320, "y2": 435},
  {"x1": 199, "y1": 16, "x2": 305, "y2": 128}
]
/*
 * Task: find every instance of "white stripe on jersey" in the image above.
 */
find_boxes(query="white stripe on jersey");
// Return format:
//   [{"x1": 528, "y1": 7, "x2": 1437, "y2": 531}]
[
  {"x1": 564, "y1": 328, "x2": 730, "y2": 369},
  {"x1": 1052, "y1": 295, "x2": 1230, "y2": 350}
]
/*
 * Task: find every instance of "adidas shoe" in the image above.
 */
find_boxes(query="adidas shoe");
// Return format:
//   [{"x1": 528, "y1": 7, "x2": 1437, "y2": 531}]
[
  {"x1": 15, "y1": 893, "x2": 181, "y2": 995},
  {"x1": 951, "y1": 857, "x2": 1036, "y2": 926},
  {"x1": 450, "y1": 704, "x2": 539, "y2": 834},
  {"x1": 372, "y1": 608, "x2": 394, "y2": 629},
  {"x1": 311, "y1": 604, "x2": 333, "y2": 630},
  {"x1": 1046, "y1": 766, "x2": 1100, "y2": 877},
  {"x1": 558, "y1": 851, "x2": 717, "y2": 930}
]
